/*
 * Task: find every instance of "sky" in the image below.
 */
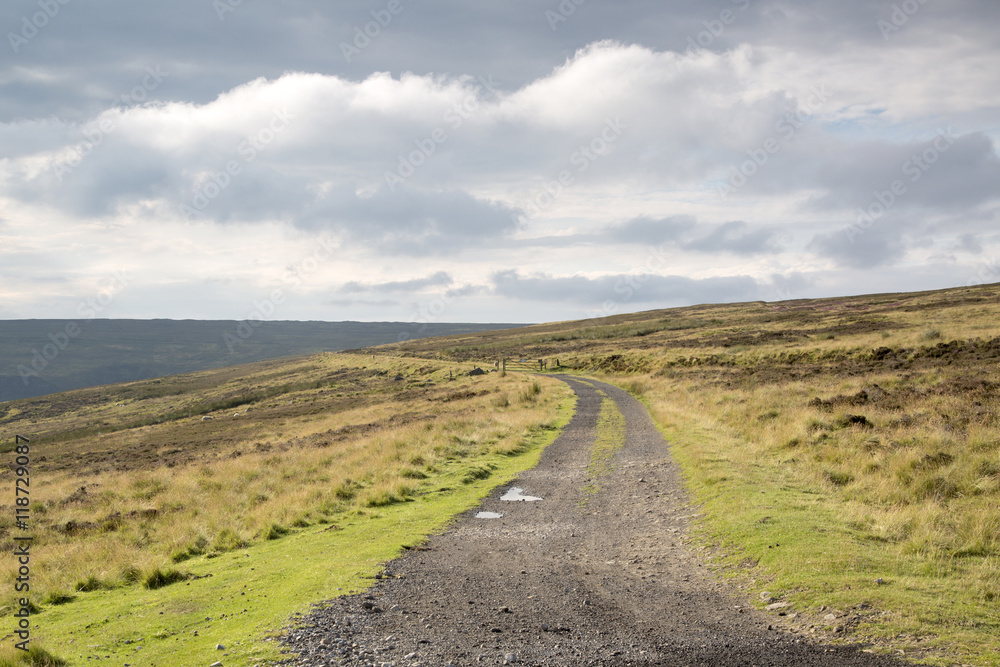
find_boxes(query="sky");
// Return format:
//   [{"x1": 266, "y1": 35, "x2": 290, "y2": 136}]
[{"x1": 1, "y1": 0, "x2": 998, "y2": 325}]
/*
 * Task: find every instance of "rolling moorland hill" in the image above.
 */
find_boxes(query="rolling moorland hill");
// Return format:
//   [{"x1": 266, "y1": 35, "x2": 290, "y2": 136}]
[
  {"x1": 0, "y1": 281, "x2": 998, "y2": 666},
  {"x1": 366, "y1": 281, "x2": 1000, "y2": 666},
  {"x1": 0, "y1": 319, "x2": 528, "y2": 403},
  {"x1": 0, "y1": 351, "x2": 573, "y2": 665}
]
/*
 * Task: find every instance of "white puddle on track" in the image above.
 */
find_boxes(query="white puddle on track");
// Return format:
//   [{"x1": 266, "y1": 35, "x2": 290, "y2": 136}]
[
  {"x1": 475, "y1": 511, "x2": 504, "y2": 519},
  {"x1": 500, "y1": 487, "x2": 543, "y2": 502}
]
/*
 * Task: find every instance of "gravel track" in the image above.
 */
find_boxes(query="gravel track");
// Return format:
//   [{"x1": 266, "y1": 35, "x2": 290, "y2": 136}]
[{"x1": 278, "y1": 375, "x2": 917, "y2": 666}]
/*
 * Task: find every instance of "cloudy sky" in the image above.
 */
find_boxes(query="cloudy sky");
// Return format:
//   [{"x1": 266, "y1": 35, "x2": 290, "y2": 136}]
[{"x1": 1, "y1": 0, "x2": 998, "y2": 324}]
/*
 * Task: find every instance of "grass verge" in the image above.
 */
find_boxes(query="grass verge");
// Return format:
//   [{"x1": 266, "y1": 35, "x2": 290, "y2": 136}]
[
  {"x1": 0, "y1": 354, "x2": 575, "y2": 665},
  {"x1": 9, "y1": 384, "x2": 575, "y2": 666},
  {"x1": 638, "y1": 382, "x2": 1000, "y2": 667}
]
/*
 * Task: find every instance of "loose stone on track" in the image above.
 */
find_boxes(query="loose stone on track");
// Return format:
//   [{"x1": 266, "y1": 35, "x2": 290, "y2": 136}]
[{"x1": 276, "y1": 376, "x2": 921, "y2": 666}]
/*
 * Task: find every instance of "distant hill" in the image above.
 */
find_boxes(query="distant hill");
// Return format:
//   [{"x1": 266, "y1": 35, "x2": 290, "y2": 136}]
[{"x1": 0, "y1": 319, "x2": 530, "y2": 402}]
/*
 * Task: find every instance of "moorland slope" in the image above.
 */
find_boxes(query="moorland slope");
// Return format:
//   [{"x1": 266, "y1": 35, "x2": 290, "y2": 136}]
[
  {"x1": 1, "y1": 283, "x2": 998, "y2": 666},
  {"x1": 368, "y1": 282, "x2": 1000, "y2": 666}
]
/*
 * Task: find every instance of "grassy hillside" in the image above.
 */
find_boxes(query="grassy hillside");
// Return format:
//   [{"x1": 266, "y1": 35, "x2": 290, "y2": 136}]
[
  {"x1": 0, "y1": 353, "x2": 573, "y2": 665},
  {"x1": 374, "y1": 282, "x2": 1000, "y2": 666},
  {"x1": 0, "y1": 319, "x2": 529, "y2": 403},
  {"x1": 3, "y1": 282, "x2": 998, "y2": 665}
]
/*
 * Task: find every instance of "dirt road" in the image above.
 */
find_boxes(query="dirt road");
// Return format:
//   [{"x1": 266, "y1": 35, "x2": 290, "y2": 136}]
[{"x1": 279, "y1": 376, "x2": 915, "y2": 666}]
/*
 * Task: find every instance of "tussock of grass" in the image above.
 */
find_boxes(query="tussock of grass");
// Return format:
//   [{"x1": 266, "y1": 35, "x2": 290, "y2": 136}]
[
  {"x1": 491, "y1": 393, "x2": 510, "y2": 408},
  {"x1": 462, "y1": 464, "x2": 495, "y2": 484},
  {"x1": 517, "y1": 380, "x2": 542, "y2": 404},
  {"x1": 0, "y1": 645, "x2": 67, "y2": 667},
  {"x1": 41, "y1": 592, "x2": 74, "y2": 606},
  {"x1": 143, "y1": 567, "x2": 188, "y2": 590},
  {"x1": 73, "y1": 575, "x2": 107, "y2": 592},
  {"x1": 263, "y1": 523, "x2": 291, "y2": 540},
  {"x1": 622, "y1": 379, "x2": 647, "y2": 396}
]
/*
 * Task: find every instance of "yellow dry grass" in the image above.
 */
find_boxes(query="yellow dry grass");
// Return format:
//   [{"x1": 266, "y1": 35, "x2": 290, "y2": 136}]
[{"x1": 0, "y1": 354, "x2": 568, "y2": 612}]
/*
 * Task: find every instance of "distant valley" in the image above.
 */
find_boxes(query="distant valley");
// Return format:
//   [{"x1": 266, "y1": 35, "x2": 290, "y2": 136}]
[{"x1": 0, "y1": 319, "x2": 528, "y2": 402}]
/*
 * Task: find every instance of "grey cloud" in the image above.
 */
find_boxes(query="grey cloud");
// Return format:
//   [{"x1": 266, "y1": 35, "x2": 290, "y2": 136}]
[
  {"x1": 9, "y1": 0, "x2": 997, "y2": 125},
  {"x1": 604, "y1": 215, "x2": 695, "y2": 245},
  {"x1": 324, "y1": 298, "x2": 399, "y2": 307},
  {"x1": 322, "y1": 187, "x2": 521, "y2": 254},
  {"x1": 800, "y1": 132, "x2": 1000, "y2": 213},
  {"x1": 340, "y1": 271, "x2": 453, "y2": 294},
  {"x1": 957, "y1": 233, "x2": 983, "y2": 254},
  {"x1": 443, "y1": 284, "x2": 488, "y2": 298},
  {"x1": 681, "y1": 220, "x2": 779, "y2": 255},
  {"x1": 768, "y1": 271, "x2": 813, "y2": 301},
  {"x1": 807, "y1": 223, "x2": 908, "y2": 269},
  {"x1": 491, "y1": 269, "x2": 763, "y2": 306},
  {"x1": 12, "y1": 127, "x2": 521, "y2": 252},
  {"x1": 597, "y1": 217, "x2": 781, "y2": 256},
  {"x1": 0, "y1": 1, "x2": 777, "y2": 122}
]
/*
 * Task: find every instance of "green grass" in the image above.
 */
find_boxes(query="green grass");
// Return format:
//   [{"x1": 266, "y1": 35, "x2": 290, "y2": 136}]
[
  {"x1": 0, "y1": 645, "x2": 67, "y2": 666},
  {"x1": 579, "y1": 393, "x2": 626, "y2": 506},
  {"x1": 366, "y1": 281, "x2": 1000, "y2": 666},
  {"x1": 8, "y1": 282, "x2": 1000, "y2": 666},
  {"x1": 12, "y1": 387, "x2": 575, "y2": 666},
  {"x1": 646, "y1": 397, "x2": 1000, "y2": 666}
]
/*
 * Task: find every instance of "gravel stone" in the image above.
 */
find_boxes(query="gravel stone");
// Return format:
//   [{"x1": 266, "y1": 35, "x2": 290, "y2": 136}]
[{"x1": 273, "y1": 377, "x2": 922, "y2": 666}]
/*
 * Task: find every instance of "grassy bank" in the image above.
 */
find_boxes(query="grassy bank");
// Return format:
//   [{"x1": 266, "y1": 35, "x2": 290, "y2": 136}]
[
  {"x1": 0, "y1": 353, "x2": 575, "y2": 664},
  {"x1": 605, "y1": 328, "x2": 1000, "y2": 663},
  {"x1": 640, "y1": 381, "x2": 998, "y2": 665}
]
